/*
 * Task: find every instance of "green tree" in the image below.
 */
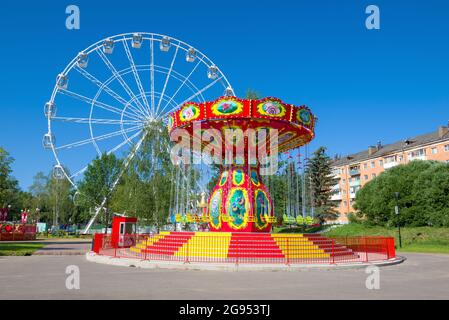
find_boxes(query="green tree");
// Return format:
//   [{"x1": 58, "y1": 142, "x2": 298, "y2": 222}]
[
  {"x1": 245, "y1": 89, "x2": 261, "y2": 99},
  {"x1": 29, "y1": 172, "x2": 48, "y2": 209},
  {"x1": 355, "y1": 160, "x2": 449, "y2": 227},
  {"x1": 46, "y1": 172, "x2": 75, "y2": 225},
  {"x1": 78, "y1": 153, "x2": 122, "y2": 233},
  {"x1": 0, "y1": 147, "x2": 19, "y2": 208},
  {"x1": 112, "y1": 121, "x2": 181, "y2": 231},
  {"x1": 206, "y1": 164, "x2": 221, "y2": 193},
  {"x1": 306, "y1": 147, "x2": 338, "y2": 223},
  {"x1": 266, "y1": 171, "x2": 287, "y2": 220},
  {"x1": 0, "y1": 147, "x2": 28, "y2": 220},
  {"x1": 27, "y1": 170, "x2": 77, "y2": 225},
  {"x1": 28, "y1": 172, "x2": 50, "y2": 223}
]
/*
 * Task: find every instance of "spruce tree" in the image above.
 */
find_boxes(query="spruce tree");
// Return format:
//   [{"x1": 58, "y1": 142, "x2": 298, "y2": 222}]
[{"x1": 306, "y1": 147, "x2": 339, "y2": 223}]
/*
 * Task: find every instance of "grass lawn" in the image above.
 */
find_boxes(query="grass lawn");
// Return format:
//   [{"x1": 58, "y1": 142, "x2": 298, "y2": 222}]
[
  {"x1": 323, "y1": 223, "x2": 449, "y2": 254},
  {"x1": 0, "y1": 243, "x2": 45, "y2": 256}
]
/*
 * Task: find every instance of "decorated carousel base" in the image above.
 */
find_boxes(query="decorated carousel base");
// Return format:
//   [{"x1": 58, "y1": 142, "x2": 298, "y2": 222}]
[{"x1": 128, "y1": 231, "x2": 359, "y2": 263}]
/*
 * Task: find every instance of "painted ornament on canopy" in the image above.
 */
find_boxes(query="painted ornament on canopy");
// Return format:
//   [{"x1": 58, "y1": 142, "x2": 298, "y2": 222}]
[
  {"x1": 233, "y1": 169, "x2": 244, "y2": 186},
  {"x1": 227, "y1": 188, "x2": 249, "y2": 230},
  {"x1": 211, "y1": 99, "x2": 243, "y2": 116},
  {"x1": 254, "y1": 190, "x2": 270, "y2": 230},
  {"x1": 219, "y1": 171, "x2": 228, "y2": 186},
  {"x1": 209, "y1": 189, "x2": 222, "y2": 229},
  {"x1": 250, "y1": 170, "x2": 260, "y2": 186},
  {"x1": 179, "y1": 104, "x2": 200, "y2": 122},
  {"x1": 257, "y1": 100, "x2": 286, "y2": 117},
  {"x1": 297, "y1": 108, "x2": 312, "y2": 126}
]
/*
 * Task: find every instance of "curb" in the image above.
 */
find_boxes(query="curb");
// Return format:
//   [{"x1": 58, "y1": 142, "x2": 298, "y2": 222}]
[
  {"x1": 33, "y1": 251, "x2": 88, "y2": 256},
  {"x1": 85, "y1": 252, "x2": 406, "y2": 272}
]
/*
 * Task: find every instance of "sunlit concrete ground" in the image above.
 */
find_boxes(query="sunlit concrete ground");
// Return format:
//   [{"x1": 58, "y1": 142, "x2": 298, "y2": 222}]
[{"x1": 0, "y1": 249, "x2": 448, "y2": 299}]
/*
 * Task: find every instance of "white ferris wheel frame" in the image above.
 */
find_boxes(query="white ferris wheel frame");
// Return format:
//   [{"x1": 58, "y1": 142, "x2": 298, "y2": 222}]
[{"x1": 44, "y1": 32, "x2": 234, "y2": 233}]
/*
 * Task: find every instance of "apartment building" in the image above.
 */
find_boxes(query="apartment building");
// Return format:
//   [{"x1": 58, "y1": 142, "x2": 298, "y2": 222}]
[{"x1": 331, "y1": 123, "x2": 449, "y2": 224}]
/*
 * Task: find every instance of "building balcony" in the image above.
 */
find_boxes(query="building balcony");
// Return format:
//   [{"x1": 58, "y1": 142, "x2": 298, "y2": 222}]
[
  {"x1": 384, "y1": 161, "x2": 399, "y2": 169},
  {"x1": 331, "y1": 170, "x2": 341, "y2": 178},
  {"x1": 331, "y1": 193, "x2": 342, "y2": 201},
  {"x1": 349, "y1": 192, "x2": 356, "y2": 199},
  {"x1": 349, "y1": 179, "x2": 361, "y2": 187},
  {"x1": 331, "y1": 184, "x2": 340, "y2": 191},
  {"x1": 349, "y1": 168, "x2": 360, "y2": 176},
  {"x1": 409, "y1": 155, "x2": 427, "y2": 161}
]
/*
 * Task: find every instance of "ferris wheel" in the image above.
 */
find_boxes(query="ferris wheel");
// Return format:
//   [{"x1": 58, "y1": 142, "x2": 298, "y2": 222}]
[{"x1": 43, "y1": 32, "x2": 234, "y2": 231}]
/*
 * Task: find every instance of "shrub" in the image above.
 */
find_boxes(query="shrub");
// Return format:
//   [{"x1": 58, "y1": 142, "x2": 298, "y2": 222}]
[{"x1": 354, "y1": 161, "x2": 449, "y2": 227}]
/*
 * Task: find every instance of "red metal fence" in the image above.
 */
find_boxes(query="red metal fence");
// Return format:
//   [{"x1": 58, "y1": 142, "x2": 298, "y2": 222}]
[
  {"x1": 93, "y1": 233, "x2": 396, "y2": 265},
  {"x1": 331, "y1": 236, "x2": 396, "y2": 263}
]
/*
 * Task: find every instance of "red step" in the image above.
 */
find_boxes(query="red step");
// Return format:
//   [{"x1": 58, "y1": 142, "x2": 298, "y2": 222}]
[
  {"x1": 228, "y1": 248, "x2": 283, "y2": 254},
  {"x1": 228, "y1": 253, "x2": 285, "y2": 258},
  {"x1": 145, "y1": 232, "x2": 194, "y2": 255},
  {"x1": 227, "y1": 233, "x2": 284, "y2": 259},
  {"x1": 303, "y1": 234, "x2": 359, "y2": 259}
]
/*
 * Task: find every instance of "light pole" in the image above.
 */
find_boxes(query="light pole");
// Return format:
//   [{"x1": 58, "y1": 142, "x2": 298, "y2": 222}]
[
  {"x1": 394, "y1": 192, "x2": 402, "y2": 248},
  {"x1": 35, "y1": 208, "x2": 41, "y2": 223}
]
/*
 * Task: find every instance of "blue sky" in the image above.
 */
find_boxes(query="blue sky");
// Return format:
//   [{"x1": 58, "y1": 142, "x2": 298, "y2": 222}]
[{"x1": 0, "y1": 0, "x2": 448, "y2": 189}]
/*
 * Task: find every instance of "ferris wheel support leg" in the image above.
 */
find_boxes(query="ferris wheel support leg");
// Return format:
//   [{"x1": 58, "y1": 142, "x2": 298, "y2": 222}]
[
  {"x1": 83, "y1": 199, "x2": 107, "y2": 234},
  {"x1": 82, "y1": 132, "x2": 148, "y2": 235}
]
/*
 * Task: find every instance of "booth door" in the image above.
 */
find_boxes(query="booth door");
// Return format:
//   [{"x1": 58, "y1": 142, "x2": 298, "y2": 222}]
[
  {"x1": 118, "y1": 222, "x2": 136, "y2": 247},
  {"x1": 118, "y1": 222, "x2": 126, "y2": 247}
]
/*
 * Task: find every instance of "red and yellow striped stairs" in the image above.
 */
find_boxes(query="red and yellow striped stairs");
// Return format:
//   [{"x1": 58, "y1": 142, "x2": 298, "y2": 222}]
[{"x1": 130, "y1": 232, "x2": 358, "y2": 261}]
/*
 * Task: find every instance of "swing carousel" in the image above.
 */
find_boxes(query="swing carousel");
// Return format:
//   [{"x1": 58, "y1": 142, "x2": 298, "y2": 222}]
[
  {"x1": 167, "y1": 96, "x2": 316, "y2": 232},
  {"x1": 126, "y1": 97, "x2": 335, "y2": 262}
]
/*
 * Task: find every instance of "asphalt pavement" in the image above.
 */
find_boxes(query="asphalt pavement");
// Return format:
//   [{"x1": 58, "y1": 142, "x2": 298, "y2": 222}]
[{"x1": 0, "y1": 252, "x2": 448, "y2": 299}]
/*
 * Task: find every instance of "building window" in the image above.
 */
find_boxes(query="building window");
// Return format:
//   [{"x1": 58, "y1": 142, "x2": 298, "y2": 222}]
[
  {"x1": 364, "y1": 175, "x2": 369, "y2": 180},
  {"x1": 431, "y1": 147, "x2": 438, "y2": 154},
  {"x1": 343, "y1": 201, "x2": 348, "y2": 207},
  {"x1": 384, "y1": 155, "x2": 396, "y2": 163},
  {"x1": 372, "y1": 173, "x2": 377, "y2": 178},
  {"x1": 364, "y1": 163, "x2": 368, "y2": 169},
  {"x1": 371, "y1": 161, "x2": 375, "y2": 168},
  {"x1": 409, "y1": 148, "x2": 426, "y2": 159},
  {"x1": 444, "y1": 145, "x2": 449, "y2": 152},
  {"x1": 379, "y1": 160, "x2": 383, "y2": 166}
]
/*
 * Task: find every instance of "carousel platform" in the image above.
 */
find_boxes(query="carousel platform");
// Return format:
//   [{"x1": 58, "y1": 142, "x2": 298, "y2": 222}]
[{"x1": 129, "y1": 232, "x2": 359, "y2": 262}]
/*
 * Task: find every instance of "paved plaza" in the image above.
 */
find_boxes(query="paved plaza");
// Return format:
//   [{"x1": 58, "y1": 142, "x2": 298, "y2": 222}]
[{"x1": 0, "y1": 248, "x2": 448, "y2": 299}]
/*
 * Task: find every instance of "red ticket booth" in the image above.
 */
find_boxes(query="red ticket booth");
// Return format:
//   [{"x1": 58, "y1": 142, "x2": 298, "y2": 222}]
[{"x1": 111, "y1": 216, "x2": 137, "y2": 248}]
